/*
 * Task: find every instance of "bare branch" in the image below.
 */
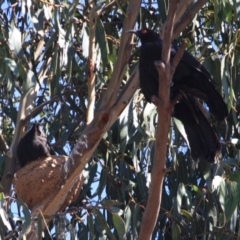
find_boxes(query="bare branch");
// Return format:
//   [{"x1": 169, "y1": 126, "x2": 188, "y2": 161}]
[
  {"x1": 161, "y1": 0, "x2": 207, "y2": 40},
  {"x1": 87, "y1": 5, "x2": 97, "y2": 124},
  {"x1": 175, "y1": 0, "x2": 195, "y2": 24},
  {"x1": 173, "y1": 0, "x2": 207, "y2": 38},
  {"x1": 170, "y1": 39, "x2": 187, "y2": 77},
  {"x1": 114, "y1": 65, "x2": 139, "y2": 111},
  {"x1": 0, "y1": 132, "x2": 8, "y2": 154},
  {"x1": 97, "y1": 0, "x2": 118, "y2": 16},
  {"x1": 99, "y1": 0, "x2": 142, "y2": 109},
  {"x1": 161, "y1": 0, "x2": 180, "y2": 67}
]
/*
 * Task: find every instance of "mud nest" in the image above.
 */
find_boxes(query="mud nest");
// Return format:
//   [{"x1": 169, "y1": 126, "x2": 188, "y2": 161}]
[{"x1": 14, "y1": 155, "x2": 82, "y2": 211}]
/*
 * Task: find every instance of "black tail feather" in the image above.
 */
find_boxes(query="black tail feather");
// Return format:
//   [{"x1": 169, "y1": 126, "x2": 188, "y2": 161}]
[{"x1": 174, "y1": 95, "x2": 220, "y2": 163}]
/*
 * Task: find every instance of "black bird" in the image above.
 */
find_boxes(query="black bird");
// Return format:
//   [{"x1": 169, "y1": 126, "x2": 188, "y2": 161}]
[
  {"x1": 17, "y1": 123, "x2": 56, "y2": 167},
  {"x1": 129, "y1": 29, "x2": 228, "y2": 162}
]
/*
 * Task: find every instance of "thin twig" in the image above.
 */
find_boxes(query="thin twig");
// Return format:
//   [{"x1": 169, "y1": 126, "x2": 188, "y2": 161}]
[
  {"x1": 170, "y1": 39, "x2": 187, "y2": 77},
  {"x1": 161, "y1": 0, "x2": 179, "y2": 66},
  {"x1": 0, "y1": 132, "x2": 8, "y2": 153},
  {"x1": 97, "y1": 0, "x2": 118, "y2": 16}
]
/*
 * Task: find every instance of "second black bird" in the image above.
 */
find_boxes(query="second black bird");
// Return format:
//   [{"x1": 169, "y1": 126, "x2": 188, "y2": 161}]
[
  {"x1": 129, "y1": 29, "x2": 228, "y2": 162},
  {"x1": 17, "y1": 123, "x2": 56, "y2": 167}
]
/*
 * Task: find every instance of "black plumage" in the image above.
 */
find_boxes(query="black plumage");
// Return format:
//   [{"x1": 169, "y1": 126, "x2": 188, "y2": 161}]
[
  {"x1": 129, "y1": 29, "x2": 228, "y2": 162},
  {"x1": 174, "y1": 95, "x2": 221, "y2": 162},
  {"x1": 17, "y1": 123, "x2": 56, "y2": 167}
]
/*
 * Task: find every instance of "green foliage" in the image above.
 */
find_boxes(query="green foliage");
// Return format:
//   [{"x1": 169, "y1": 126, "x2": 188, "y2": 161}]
[{"x1": 1, "y1": 0, "x2": 240, "y2": 239}]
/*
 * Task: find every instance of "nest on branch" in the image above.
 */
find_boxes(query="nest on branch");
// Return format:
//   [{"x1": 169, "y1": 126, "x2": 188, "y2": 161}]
[{"x1": 14, "y1": 155, "x2": 82, "y2": 211}]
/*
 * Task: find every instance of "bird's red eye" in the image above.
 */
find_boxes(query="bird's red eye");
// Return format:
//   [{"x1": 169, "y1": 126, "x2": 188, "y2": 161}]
[{"x1": 142, "y1": 29, "x2": 147, "y2": 34}]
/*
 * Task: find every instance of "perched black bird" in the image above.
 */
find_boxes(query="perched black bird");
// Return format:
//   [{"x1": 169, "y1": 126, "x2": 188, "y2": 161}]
[
  {"x1": 129, "y1": 29, "x2": 228, "y2": 162},
  {"x1": 17, "y1": 123, "x2": 56, "y2": 167}
]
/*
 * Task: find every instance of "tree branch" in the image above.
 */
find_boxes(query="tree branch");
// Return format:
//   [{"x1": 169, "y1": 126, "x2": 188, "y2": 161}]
[
  {"x1": 99, "y1": 0, "x2": 141, "y2": 109},
  {"x1": 87, "y1": 3, "x2": 97, "y2": 124},
  {"x1": 173, "y1": 0, "x2": 207, "y2": 39},
  {"x1": 170, "y1": 39, "x2": 187, "y2": 77},
  {"x1": 175, "y1": 0, "x2": 194, "y2": 24},
  {"x1": 26, "y1": 67, "x2": 139, "y2": 226},
  {"x1": 0, "y1": 132, "x2": 8, "y2": 154},
  {"x1": 161, "y1": 0, "x2": 207, "y2": 40},
  {"x1": 97, "y1": 0, "x2": 118, "y2": 16}
]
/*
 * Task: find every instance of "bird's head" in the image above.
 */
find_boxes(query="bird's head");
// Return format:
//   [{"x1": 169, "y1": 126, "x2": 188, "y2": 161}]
[
  {"x1": 127, "y1": 28, "x2": 159, "y2": 44},
  {"x1": 30, "y1": 122, "x2": 45, "y2": 137}
]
